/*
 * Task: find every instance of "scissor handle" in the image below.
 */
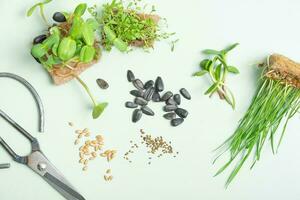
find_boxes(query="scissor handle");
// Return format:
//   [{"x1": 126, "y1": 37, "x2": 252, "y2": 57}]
[
  {"x1": 0, "y1": 137, "x2": 27, "y2": 164},
  {"x1": 0, "y1": 109, "x2": 40, "y2": 152}
]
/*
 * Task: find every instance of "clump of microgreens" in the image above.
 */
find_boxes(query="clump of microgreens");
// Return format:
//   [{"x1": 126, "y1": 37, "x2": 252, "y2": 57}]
[
  {"x1": 88, "y1": 0, "x2": 176, "y2": 52},
  {"x1": 214, "y1": 55, "x2": 300, "y2": 187},
  {"x1": 193, "y1": 43, "x2": 239, "y2": 109},
  {"x1": 28, "y1": 3, "x2": 108, "y2": 119}
]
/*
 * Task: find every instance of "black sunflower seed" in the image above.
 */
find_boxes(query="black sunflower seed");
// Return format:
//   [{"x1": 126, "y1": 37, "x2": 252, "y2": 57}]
[
  {"x1": 175, "y1": 108, "x2": 189, "y2": 118},
  {"x1": 133, "y1": 79, "x2": 144, "y2": 90},
  {"x1": 180, "y1": 88, "x2": 191, "y2": 100},
  {"x1": 161, "y1": 91, "x2": 173, "y2": 101},
  {"x1": 127, "y1": 70, "x2": 135, "y2": 82},
  {"x1": 141, "y1": 106, "x2": 155, "y2": 116},
  {"x1": 171, "y1": 118, "x2": 184, "y2": 126},
  {"x1": 96, "y1": 78, "x2": 109, "y2": 89},
  {"x1": 155, "y1": 76, "x2": 164, "y2": 92},
  {"x1": 132, "y1": 109, "x2": 142, "y2": 123}
]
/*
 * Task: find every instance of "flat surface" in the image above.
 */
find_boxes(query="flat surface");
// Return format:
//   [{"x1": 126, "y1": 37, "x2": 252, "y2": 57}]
[{"x1": 0, "y1": 0, "x2": 300, "y2": 199}]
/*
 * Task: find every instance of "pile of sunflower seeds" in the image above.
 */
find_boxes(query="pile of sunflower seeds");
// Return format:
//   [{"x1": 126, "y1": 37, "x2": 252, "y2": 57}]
[
  {"x1": 125, "y1": 70, "x2": 191, "y2": 126},
  {"x1": 123, "y1": 129, "x2": 178, "y2": 164}
]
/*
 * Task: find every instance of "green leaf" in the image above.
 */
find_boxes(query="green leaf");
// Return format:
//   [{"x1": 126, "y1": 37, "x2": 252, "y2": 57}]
[
  {"x1": 82, "y1": 23, "x2": 95, "y2": 46},
  {"x1": 79, "y1": 45, "x2": 95, "y2": 63},
  {"x1": 193, "y1": 70, "x2": 207, "y2": 77},
  {"x1": 222, "y1": 43, "x2": 239, "y2": 54},
  {"x1": 86, "y1": 18, "x2": 99, "y2": 31},
  {"x1": 204, "y1": 83, "x2": 219, "y2": 95},
  {"x1": 58, "y1": 37, "x2": 77, "y2": 61},
  {"x1": 200, "y1": 59, "x2": 212, "y2": 71},
  {"x1": 70, "y1": 16, "x2": 84, "y2": 39},
  {"x1": 227, "y1": 66, "x2": 240, "y2": 74},
  {"x1": 31, "y1": 44, "x2": 47, "y2": 58},
  {"x1": 202, "y1": 49, "x2": 221, "y2": 55},
  {"x1": 74, "y1": 3, "x2": 87, "y2": 17},
  {"x1": 92, "y1": 102, "x2": 108, "y2": 119}
]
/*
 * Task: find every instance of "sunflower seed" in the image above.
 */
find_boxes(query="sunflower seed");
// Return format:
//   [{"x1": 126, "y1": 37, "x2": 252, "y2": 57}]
[
  {"x1": 155, "y1": 76, "x2": 164, "y2": 92},
  {"x1": 152, "y1": 92, "x2": 161, "y2": 102},
  {"x1": 132, "y1": 109, "x2": 142, "y2": 122},
  {"x1": 134, "y1": 97, "x2": 148, "y2": 106},
  {"x1": 127, "y1": 70, "x2": 135, "y2": 82},
  {"x1": 130, "y1": 90, "x2": 144, "y2": 97},
  {"x1": 163, "y1": 104, "x2": 177, "y2": 112},
  {"x1": 141, "y1": 106, "x2": 155, "y2": 116},
  {"x1": 171, "y1": 118, "x2": 184, "y2": 126},
  {"x1": 144, "y1": 80, "x2": 154, "y2": 89},
  {"x1": 173, "y1": 94, "x2": 181, "y2": 105},
  {"x1": 96, "y1": 78, "x2": 109, "y2": 89},
  {"x1": 133, "y1": 79, "x2": 144, "y2": 90},
  {"x1": 161, "y1": 91, "x2": 173, "y2": 101},
  {"x1": 175, "y1": 108, "x2": 189, "y2": 118},
  {"x1": 180, "y1": 88, "x2": 191, "y2": 100},
  {"x1": 125, "y1": 102, "x2": 138, "y2": 108},
  {"x1": 163, "y1": 112, "x2": 176, "y2": 120},
  {"x1": 143, "y1": 87, "x2": 155, "y2": 101},
  {"x1": 166, "y1": 98, "x2": 177, "y2": 105}
]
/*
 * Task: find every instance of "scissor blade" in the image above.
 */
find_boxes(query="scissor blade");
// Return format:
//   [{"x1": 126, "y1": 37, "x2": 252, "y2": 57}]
[{"x1": 43, "y1": 172, "x2": 85, "y2": 200}]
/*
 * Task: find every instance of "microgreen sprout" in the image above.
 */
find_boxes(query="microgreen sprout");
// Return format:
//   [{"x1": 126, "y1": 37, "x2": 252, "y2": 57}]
[
  {"x1": 193, "y1": 43, "x2": 239, "y2": 109},
  {"x1": 27, "y1": 0, "x2": 52, "y2": 26}
]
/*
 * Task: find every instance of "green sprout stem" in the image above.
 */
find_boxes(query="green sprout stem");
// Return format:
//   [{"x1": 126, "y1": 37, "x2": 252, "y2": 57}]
[{"x1": 74, "y1": 75, "x2": 97, "y2": 106}]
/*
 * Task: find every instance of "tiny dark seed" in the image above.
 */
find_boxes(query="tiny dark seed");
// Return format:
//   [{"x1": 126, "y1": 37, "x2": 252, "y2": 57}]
[
  {"x1": 161, "y1": 91, "x2": 173, "y2": 101},
  {"x1": 141, "y1": 106, "x2": 155, "y2": 116},
  {"x1": 180, "y1": 88, "x2": 191, "y2": 100},
  {"x1": 143, "y1": 87, "x2": 155, "y2": 101},
  {"x1": 171, "y1": 118, "x2": 184, "y2": 127},
  {"x1": 144, "y1": 80, "x2": 154, "y2": 89},
  {"x1": 130, "y1": 90, "x2": 144, "y2": 97},
  {"x1": 163, "y1": 112, "x2": 176, "y2": 120},
  {"x1": 125, "y1": 102, "x2": 138, "y2": 108},
  {"x1": 173, "y1": 94, "x2": 181, "y2": 105},
  {"x1": 133, "y1": 79, "x2": 144, "y2": 90},
  {"x1": 33, "y1": 34, "x2": 47, "y2": 44},
  {"x1": 175, "y1": 108, "x2": 189, "y2": 118},
  {"x1": 163, "y1": 104, "x2": 178, "y2": 112},
  {"x1": 152, "y1": 92, "x2": 161, "y2": 102},
  {"x1": 166, "y1": 98, "x2": 177, "y2": 105},
  {"x1": 132, "y1": 109, "x2": 142, "y2": 123},
  {"x1": 52, "y1": 12, "x2": 66, "y2": 22},
  {"x1": 134, "y1": 97, "x2": 148, "y2": 106},
  {"x1": 155, "y1": 76, "x2": 164, "y2": 92},
  {"x1": 96, "y1": 78, "x2": 109, "y2": 89},
  {"x1": 127, "y1": 70, "x2": 135, "y2": 82}
]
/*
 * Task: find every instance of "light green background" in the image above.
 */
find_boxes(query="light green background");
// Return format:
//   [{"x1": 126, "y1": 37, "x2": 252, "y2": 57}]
[{"x1": 0, "y1": 0, "x2": 300, "y2": 199}]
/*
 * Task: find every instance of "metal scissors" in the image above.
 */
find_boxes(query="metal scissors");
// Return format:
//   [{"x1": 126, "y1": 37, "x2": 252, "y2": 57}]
[{"x1": 0, "y1": 109, "x2": 85, "y2": 200}]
